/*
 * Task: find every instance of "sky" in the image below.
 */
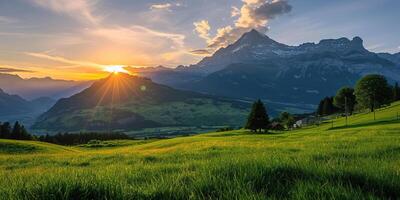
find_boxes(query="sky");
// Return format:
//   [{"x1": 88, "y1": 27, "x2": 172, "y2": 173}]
[{"x1": 0, "y1": 0, "x2": 399, "y2": 80}]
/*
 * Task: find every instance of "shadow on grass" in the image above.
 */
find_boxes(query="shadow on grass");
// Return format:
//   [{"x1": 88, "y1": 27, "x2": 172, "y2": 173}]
[
  {"x1": 211, "y1": 165, "x2": 400, "y2": 199},
  {"x1": 0, "y1": 143, "x2": 40, "y2": 154},
  {"x1": 328, "y1": 119, "x2": 400, "y2": 131},
  {"x1": 7, "y1": 164, "x2": 400, "y2": 199}
]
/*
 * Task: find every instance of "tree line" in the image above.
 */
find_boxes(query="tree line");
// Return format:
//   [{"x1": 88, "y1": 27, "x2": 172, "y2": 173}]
[
  {"x1": 244, "y1": 74, "x2": 400, "y2": 133},
  {"x1": 317, "y1": 74, "x2": 400, "y2": 116},
  {"x1": 38, "y1": 132, "x2": 130, "y2": 145},
  {"x1": 0, "y1": 121, "x2": 131, "y2": 145},
  {"x1": 0, "y1": 121, "x2": 32, "y2": 140}
]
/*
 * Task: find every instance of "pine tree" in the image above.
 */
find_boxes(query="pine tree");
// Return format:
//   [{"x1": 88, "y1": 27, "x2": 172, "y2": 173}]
[
  {"x1": 321, "y1": 97, "x2": 332, "y2": 116},
  {"x1": 245, "y1": 100, "x2": 270, "y2": 132},
  {"x1": 20, "y1": 125, "x2": 31, "y2": 140},
  {"x1": 317, "y1": 99, "x2": 324, "y2": 116},
  {"x1": 12, "y1": 121, "x2": 22, "y2": 140},
  {"x1": 0, "y1": 122, "x2": 12, "y2": 139}
]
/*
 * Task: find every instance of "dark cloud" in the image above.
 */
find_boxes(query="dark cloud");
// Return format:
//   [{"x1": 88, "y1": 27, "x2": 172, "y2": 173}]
[
  {"x1": 254, "y1": 0, "x2": 292, "y2": 20},
  {"x1": 206, "y1": 0, "x2": 292, "y2": 50}
]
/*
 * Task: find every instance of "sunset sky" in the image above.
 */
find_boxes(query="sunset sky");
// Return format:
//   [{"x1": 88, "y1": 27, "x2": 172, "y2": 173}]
[{"x1": 0, "y1": 0, "x2": 399, "y2": 80}]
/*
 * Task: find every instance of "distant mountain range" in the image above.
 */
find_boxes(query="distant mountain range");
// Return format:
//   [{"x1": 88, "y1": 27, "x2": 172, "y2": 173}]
[
  {"x1": 33, "y1": 74, "x2": 249, "y2": 132},
  {"x1": 0, "y1": 73, "x2": 92, "y2": 100},
  {"x1": 2, "y1": 29, "x2": 400, "y2": 133},
  {"x1": 0, "y1": 88, "x2": 56, "y2": 126},
  {"x1": 138, "y1": 29, "x2": 400, "y2": 112}
]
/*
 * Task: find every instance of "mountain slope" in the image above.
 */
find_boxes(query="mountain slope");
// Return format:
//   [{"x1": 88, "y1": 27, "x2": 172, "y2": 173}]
[
  {"x1": 0, "y1": 88, "x2": 33, "y2": 116},
  {"x1": 33, "y1": 74, "x2": 250, "y2": 132},
  {"x1": 0, "y1": 89, "x2": 56, "y2": 126},
  {"x1": 142, "y1": 30, "x2": 400, "y2": 110}
]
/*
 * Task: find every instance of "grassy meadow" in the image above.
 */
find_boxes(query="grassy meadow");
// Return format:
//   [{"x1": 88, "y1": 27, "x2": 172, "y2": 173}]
[{"x1": 0, "y1": 102, "x2": 400, "y2": 199}]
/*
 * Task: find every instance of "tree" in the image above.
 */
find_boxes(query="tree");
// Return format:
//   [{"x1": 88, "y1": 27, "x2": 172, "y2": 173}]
[
  {"x1": 20, "y1": 125, "x2": 31, "y2": 140},
  {"x1": 354, "y1": 74, "x2": 392, "y2": 112},
  {"x1": 0, "y1": 122, "x2": 11, "y2": 139},
  {"x1": 317, "y1": 99, "x2": 324, "y2": 116},
  {"x1": 279, "y1": 112, "x2": 295, "y2": 129},
  {"x1": 334, "y1": 87, "x2": 356, "y2": 115},
  {"x1": 245, "y1": 100, "x2": 270, "y2": 132},
  {"x1": 393, "y1": 82, "x2": 400, "y2": 102},
  {"x1": 317, "y1": 97, "x2": 337, "y2": 116},
  {"x1": 322, "y1": 98, "x2": 332, "y2": 115},
  {"x1": 11, "y1": 121, "x2": 22, "y2": 140}
]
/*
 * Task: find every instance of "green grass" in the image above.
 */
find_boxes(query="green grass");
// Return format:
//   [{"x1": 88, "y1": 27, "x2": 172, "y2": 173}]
[{"x1": 0, "y1": 102, "x2": 400, "y2": 199}]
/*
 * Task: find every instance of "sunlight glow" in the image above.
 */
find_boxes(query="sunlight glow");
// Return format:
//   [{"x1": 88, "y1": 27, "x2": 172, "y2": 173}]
[{"x1": 104, "y1": 65, "x2": 129, "y2": 74}]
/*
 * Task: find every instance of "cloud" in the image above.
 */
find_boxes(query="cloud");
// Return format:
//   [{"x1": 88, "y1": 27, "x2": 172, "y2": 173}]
[
  {"x1": 231, "y1": 7, "x2": 241, "y2": 17},
  {"x1": 150, "y1": 3, "x2": 172, "y2": 10},
  {"x1": 235, "y1": 0, "x2": 292, "y2": 28},
  {"x1": 0, "y1": 16, "x2": 18, "y2": 24},
  {"x1": 26, "y1": 52, "x2": 105, "y2": 68},
  {"x1": 189, "y1": 49, "x2": 212, "y2": 56},
  {"x1": 196, "y1": 0, "x2": 292, "y2": 50},
  {"x1": 28, "y1": 0, "x2": 189, "y2": 66},
  {"x1": 150, "y1": 2, "x2": 183, "y2": 11},
  {"x1": 24, "y1": 25, "x2": 188, "y2": 67},
  {"x1": 194, "y1": 20, "x2": 211, "y2": 42},
  {"x1": 89, "y1": 25, "x2": 185, "y2": 49},
  {"x1": 29, "y1": 0, "x2": 100, "y2": 25},
  {"x1": 0, "y1": 66, "x2": 35, "y2": 73}
]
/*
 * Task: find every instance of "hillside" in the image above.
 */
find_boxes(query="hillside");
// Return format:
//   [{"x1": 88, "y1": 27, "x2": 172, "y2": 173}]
[
  {"x1": 0, "y1": 139, "x2": 76, "y2": 154},
  {"x1": 33, "y1": 73, "x2": 250, "y2": 132},
  {"x1": 1, "y1": 102, "x2": 399, "y2": 199}
]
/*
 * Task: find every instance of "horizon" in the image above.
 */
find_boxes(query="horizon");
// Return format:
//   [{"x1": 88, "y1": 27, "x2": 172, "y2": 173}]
[
  {"x1": 0, "y1": 0, "x2": 399, "y2": 80},
  {"x1": 0, "y1": 30, "x2": 388, "y2": 82}
]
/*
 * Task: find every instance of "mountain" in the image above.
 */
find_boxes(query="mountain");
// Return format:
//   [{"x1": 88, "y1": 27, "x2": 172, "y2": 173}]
[
  {"x1": 0, "y1": 88, "x2": 33, "y2": 116},
  {"x1": 32, "y1": 73, "x2": 250, "y2": 132},
  {"x1": 141, "y1": 30, "x2": 400, "y2": 112},
  {"x1": 378, "y1": 52, "x2": 400, "y2": 64},
  {"x1": 30, "y1": 97, "x2": 57, "y2": 112},
  {"x1": 0, "y1": 73, "x2": 92, "y2": 100},
  {"x1": 0, "y1": 89, "x2": 56, "y2": 126}
]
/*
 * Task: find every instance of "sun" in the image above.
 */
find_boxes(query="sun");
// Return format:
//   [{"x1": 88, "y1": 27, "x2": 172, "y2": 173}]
[{"x1": 104, "y1": 65, "x2": 129, "y2": 74}]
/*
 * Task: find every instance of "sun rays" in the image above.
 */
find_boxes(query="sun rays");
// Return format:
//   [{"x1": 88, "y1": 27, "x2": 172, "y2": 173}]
[
  {"x1": 104, "y1": 65, "x2": 129, "y2": 74},
  {"x1": 86, "y1": 72, "x2": 147, "y2": 130}
]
